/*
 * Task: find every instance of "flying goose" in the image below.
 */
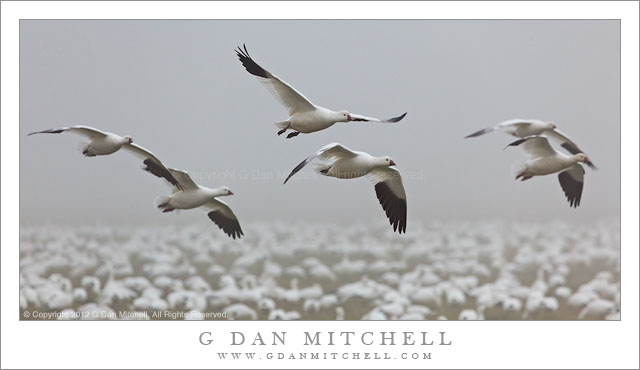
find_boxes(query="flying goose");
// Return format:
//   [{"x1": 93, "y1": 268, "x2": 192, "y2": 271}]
[
  {"x1": 156, "y1": 168, "x2": 243, "y2": 239},
  {"x1": 28, "y1": 125, "x2": 182, "y2": 189},
  {"x1": 283, "y1": 143, "x2": 407, "y2": 233},
  {"x1": 506, "y1": 135, "x2": 590, "y2": 208},
  {"x1": 465, "y1": 119, "x2": 595, "y2": 169},
  {"x1": 235, "y1": 45, "x2": 407, "y2": 139}
]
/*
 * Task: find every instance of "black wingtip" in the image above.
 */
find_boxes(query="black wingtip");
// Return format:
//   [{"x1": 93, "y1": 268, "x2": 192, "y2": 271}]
[
  {"x1": 465, "y1": 127, "x2": 492, "y2": 139},
  {"x1": 558, "y1": 171, "x2": 583, "y2": 208},
  {"x1": 141, "y1": 159, "x2": 184, "y2": 190},
  {"x1": 504, "y1": 138, "x2": 528, "y2": 150},
  {"x1": 27, "y1": 128, "x2": 65, "y2": 136},
  {"x1": 388, "y1": 112, "x2": 407, "y2": 123},
  {"x1": 235, "y1": 44, "x2": 268, "y2": 78},
  {"x1": 283, "y1": 158, "x2": 309, "y2": 185},
  {"x1": 283, "y1": 171, "x2": 295, "y2": 184},
  {"x1": 375, "y1": 182, "x2": 407, "y2": 235},
  {"x1": 208, "y1": 210, "x2": 243, "y2": 240}
]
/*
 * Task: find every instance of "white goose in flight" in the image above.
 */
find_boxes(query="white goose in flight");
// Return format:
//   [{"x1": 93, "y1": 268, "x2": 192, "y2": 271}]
[
  {"x1": 506, "y1": 136, "x2": 589, "y2": 208},
  {"x1": 156, "y1": 169, "x2": 244, "y2": 239},
  {"x1": 283, "y1": 143, "x2": 407, "y2": 233},
  {"x1": 465, "y1": 119, "x2": 596, "y2": 169},
  {"x1": 235, "y1": 45, "x2": 407, "y2": 139},
  {"x1": 28, "y1": 125, "x2": 182, "y2": 189}
]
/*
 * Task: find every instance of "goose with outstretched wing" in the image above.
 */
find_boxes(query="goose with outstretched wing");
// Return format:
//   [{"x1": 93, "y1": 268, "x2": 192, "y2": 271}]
[
  {"x1": 465, "y1": 119, "x2": 596, "y2": 169},
  {"x1": 155, "y1": 168, "x2": 243, "y2": 239},
  {"x1": 506, "y1": 135, "x2": 589, "y2": 208},
  {"x1": 235, "y1": 45, "x2": 407, "y2": 139},
  {"x1": 284, "y1": 143, "x2": 407, "y2": 234},
  {"x1": 28, "y1": 125, "x2": 182, "y2": 189}
]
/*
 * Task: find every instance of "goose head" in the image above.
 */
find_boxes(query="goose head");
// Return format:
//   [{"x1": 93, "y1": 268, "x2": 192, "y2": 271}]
[
  {"x1": 215, "y1": 186, "x2": 234, "y2": 197},
  {"x1": 122, "y1": 135, "x2": 134, "y2": 144},
  {"x1": 337, "y1": 110, "x2": 352, "y2": 122},
  {"x1": 574, "y1": 153, "x2": 589, "y2": 164},
  {"x1": 377, "y1": 156, "x2": 397, "y2": 167}
]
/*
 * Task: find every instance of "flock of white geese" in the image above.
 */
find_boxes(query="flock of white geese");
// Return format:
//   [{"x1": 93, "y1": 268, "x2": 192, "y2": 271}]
[
  {"x1": 20, "y1": 219, "x2": 619, "y2": 320},
  {"x1": 28, "y1": 44, "x2": 595, "y2": 238}
]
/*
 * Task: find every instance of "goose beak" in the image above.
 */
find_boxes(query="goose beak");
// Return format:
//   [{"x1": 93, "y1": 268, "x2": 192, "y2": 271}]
[
  {"x1": 229, "y1": 191, "x2": 234, "y2": 195},
  {"x1": 347, "y1": 115, "x2": 354, "y2": 121},
  {"x1": 553, "y1": 124, "x2": 557, "y2": 129},
  {"x1": 390, "y1": 160, "x2": 397, "y2": 166}
]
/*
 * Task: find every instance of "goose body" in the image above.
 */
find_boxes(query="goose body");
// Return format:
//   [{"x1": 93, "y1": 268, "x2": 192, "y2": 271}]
[
  {"x1": 283, "y1": 143, "x2": 407, "y2": 233},
  {"x1": 466, "y1": 119, "x2": 595, "y2": 168},
  {"x1": 27, "y1": 125, "x2": 182, "y2": 188},
  {"x1": 506, "y1": 136, "x2": 590, "y2": 207},
  {"x1": 156, "y1": 168, "x2": 244, "y2": 239}
]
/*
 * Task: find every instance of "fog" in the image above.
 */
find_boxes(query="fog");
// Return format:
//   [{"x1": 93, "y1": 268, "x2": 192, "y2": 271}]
[{"x1": 19, "y1": 20, "x2": 620, "y2": 226}]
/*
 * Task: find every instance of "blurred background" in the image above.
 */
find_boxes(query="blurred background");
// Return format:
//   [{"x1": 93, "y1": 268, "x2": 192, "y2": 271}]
[{"x1": 19, "y1": 20, "x2": 620, "y2": 320}]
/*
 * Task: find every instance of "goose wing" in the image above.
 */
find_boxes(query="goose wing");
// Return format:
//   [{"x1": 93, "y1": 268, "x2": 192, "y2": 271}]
[
  {"x1": 167, "y1": 168, "x2": 199, "y2": 191},
  {"x1": 203, "y1": 199, "x2": 244, "y2": 239},
  {"x1": 464, "y1": 119, "x2": 536, "y2": 138},
  {"x1": 349, "y1": 112, "x2": 407, "y2": 123},
  {"x1": 283, "y1": 143, "x2": 358, "y2": 184},
  {"x1": 505, "y1": 135, "x2": 557, "y2": 160},
  {"x1": 123, "y1": 143, "x2": 183, "y2": 190},
  {"x1": 544, "y1": 128, "x2": 596, "y2": 169},
  {"x1": 236, "y1": 44, "x2": 316, "y2": 115},
  {"x1": 368, "y1": 167, "x2": 407, "y2": 234},
  {"x1": 558, "y1": 164, "x2": 585, "y2": 208},
  {"x1": 28, "y1": 125, "x2": 109, "y2": 140}
]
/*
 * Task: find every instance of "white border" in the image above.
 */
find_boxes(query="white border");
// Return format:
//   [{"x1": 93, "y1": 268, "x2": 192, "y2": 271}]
[{"x1": 2, "y1": 2, "x2": 638, "y2": 369}]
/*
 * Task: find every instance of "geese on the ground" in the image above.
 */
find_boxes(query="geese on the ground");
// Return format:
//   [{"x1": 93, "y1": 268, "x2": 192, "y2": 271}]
[
  {"x1": 28, "y1": 125, "x2": 183, "y2": 188},
  {"x1": 309, "y1": 263, "x2": 337, "y2": 282},
  {"x1": 578, "y1": 298, "x2": 616, "y2": 320},
  {"x1": 303, "y1": 298, "x2": 321, "y2": 313},
  {"x1": 283, "y1": 143, "x2": 407, "y2": 233},
  {"x1": 235, "y1": 45, "x2": 407, "y2": 139},
  {"x1": 362, "y1": 308, "x2": 387, "y2": 320},
  {"x1": 155, "y1": 168, "x2": 243, "y2": 239},
  {"x1": 568, "y1": 290, "x2": 599, "y2": 310},
  {"x1": 412, "y1": 286, "x2": 442, "y2": 307},
  {"x1": 319, "y1": 294, "x2": 339, "y2": 309},
  {"x1": 72, "y1": 287, "x2": 88, "y2": 303},
  {"x1": 225, "y1": 303, "x2": 258, "y2": 320},
  {"x1": 268, "y1": 309, "x2": 301, "y2": 320},
  {"x1": 257, "y1": 298, "x2": 276, "y2": 313},
  {"x1": 555, "y1": 286, "x2": 572, "y2": 299},
  {"x1": 459, "y1": 309, "x2": 481, "y2": 320},
  {"x1": 465, "y1": 119, "x2": 595, "y2": 168},
  {"x1": 506, "y1": 136, "x2": 589, "y2": 208}
]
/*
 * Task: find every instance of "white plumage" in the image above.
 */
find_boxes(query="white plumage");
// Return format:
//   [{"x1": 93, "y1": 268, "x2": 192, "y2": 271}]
[
  {"x1": 28, "y1": 125, "x2": 183, "y2": 188},
  {"x1": 506, "y1": 136, "x2": 589, "y2": 208},
  {"x1": 283, "y1": 143, "x2": 407, "y2": 234},
  {"x1": 465, "y1": 119, "x2": 595, "y2": 169},
  {"x1": 235, "y1": 45, "x2": 406, "y2": 138},
  {"x1": 155, "y1": 168, "x2": 243, "y2": 239}
]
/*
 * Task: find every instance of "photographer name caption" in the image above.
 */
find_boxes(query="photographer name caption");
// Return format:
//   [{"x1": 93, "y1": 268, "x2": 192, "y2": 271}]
[{"x1": 198, "y1": 330, "x2": 452, "y2": 360}]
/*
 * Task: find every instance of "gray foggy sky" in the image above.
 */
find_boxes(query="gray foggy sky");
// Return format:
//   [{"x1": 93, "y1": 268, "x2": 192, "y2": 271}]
[{"x1": 19, "y1": 20, "x2": 620, "y2": 226}]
